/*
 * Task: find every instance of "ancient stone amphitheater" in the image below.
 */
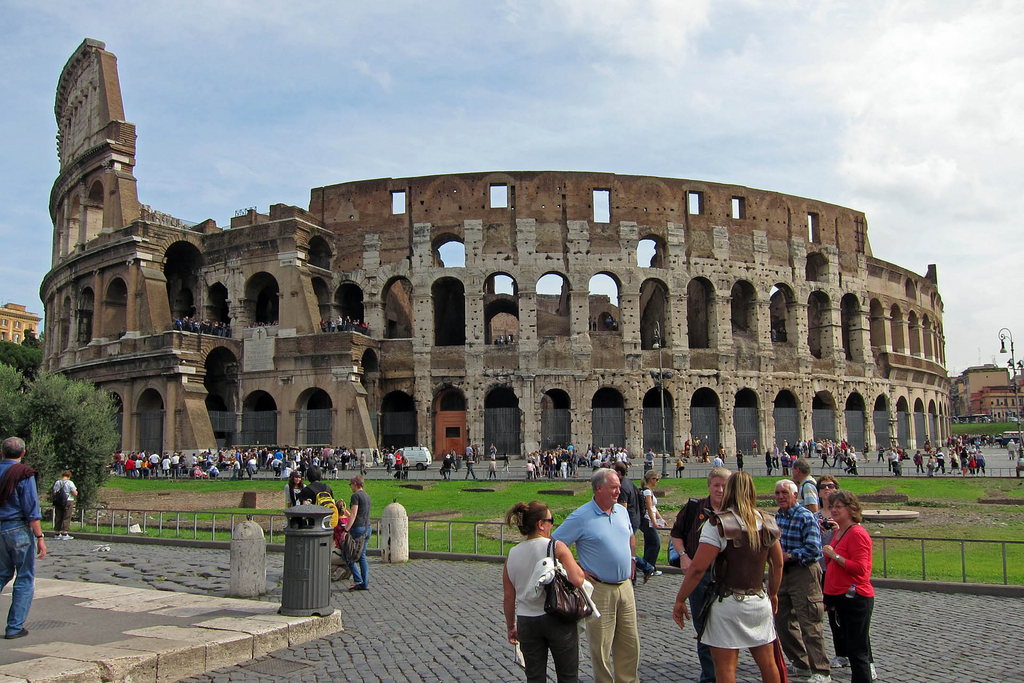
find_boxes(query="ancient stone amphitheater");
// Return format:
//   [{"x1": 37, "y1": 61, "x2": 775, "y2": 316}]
[{"x1": 40, "y1": 39, "x2": 949, "y2": 458}]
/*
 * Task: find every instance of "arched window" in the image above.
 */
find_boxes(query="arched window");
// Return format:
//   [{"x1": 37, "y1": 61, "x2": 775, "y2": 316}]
[
  {"x1": 890, "y1": 304, "x2": 905, "y2": 353},
  {"x1": 807, "y1": 291, "x2": 831, "y2": 359},
  {"x1": 869, "y1": 299, "x2": 885, "y2": 348},
  {"x1": 805, "y1": 252, "x2": 828, "y2": 282},
  {"x1": 102, "y1": 278, "x2": 128, "y2": 339},
  {"x1": 537, "y1": 273, "x2": 570, "y2": 337},
  {"x1": 637, "y1": 236, "x2": 665, "y2": 268},
  {"x1": 335, "y1": 283, "x2": 365, "y2": 325},
  {"x1": 164, "y1": 241, "x2": 203, "y2": 320},
  {"x1": 246, "y1": 273, "x2": 280, "y2": 325},
  {"x1": 241, "y1": 390, "x2": 278, "y2": 445},
  {"x1": 541, "y1": 389, "x2": 571, "y2": 450},
  {"x1": 589, "y1": 273, "x2": 621, "y2": 336},
  {"x1": 907, "y1": 310, "x2": 921, "y2": 356},
  {"x1": 640, "y1": 279, "x2": 670, "y2": 350},
  {"x1": 205, "y1": 347, "x2": 239, "y2": 446},
  {"x1": 433, "y1": 236, "x2": 466, "y2": 268},
  {"x1": 207, "y1": 283, "x2": 231, "y2": 325},
  {"x1": 643, "y1": 387, "x2": 675, "y2": 454},
  {"x1": 812, "y1": 392, "x2": 836, "y2": 441},
  {"x1": 840, "y1": 293, "x2": 861, "y2": 361},
  {"x1": 687, "y1": 278, "x2": 714, "y2": 348},
  {"x1": 485, "y1": 273, "x2": 519, "y2": 344},
  {"x1": 774, "y1": 390, "x2": 800, "y2": 447},
  {"x1": 844, "y1": 393, "x2": 866, "y2": 451},
  {"x1": 485, "y1": 387, "x2": 521, "y2": 456},
  {"x1": 592, "y1": 388, "x2": 625, "y2": 448},
  {"x1": 297, "y1": 388, "x2": 333, "y2": 445},
  {"x1": 136, "y1": 388, "x2": 164, "y2": 453},
  {"x1": 382, "y1": 278, "x2": 413, "y2": 339},
  {"x1": 308, "y1": 236, "x2": 332, "y2": 270},
  {"x1": 432, "y1": 277, "x2": 466, "y2": 346},
  {"x1": 77, "y1": 287, "x2": 94, "y2": 344},
  {"x1": 730, "y1": 281, "x2": 756, "y2": 341},
  {"x1": 691, "y1": 388, "x2": 721, "y2": 455},
  {"x1": 872, "y1": 395, "x2": 890, "y2": 449},
  {"x1": 769, "y1": 284, "x2": 795, "y2": 344},
  {"x1": 733, "y1": 389, "x2": 760, "y2": 454},
  {"x1": 312, "y1": 277, "x2": 332, "y2": 323},
  {"x1": 380, "y1": 391, "x2": 416, "y2": 448}
]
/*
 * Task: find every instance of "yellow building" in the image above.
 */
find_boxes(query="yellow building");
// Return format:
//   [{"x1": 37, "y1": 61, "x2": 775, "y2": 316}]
[{"x1": 0, "y1": 304, "x2": 41, "y2": 344}]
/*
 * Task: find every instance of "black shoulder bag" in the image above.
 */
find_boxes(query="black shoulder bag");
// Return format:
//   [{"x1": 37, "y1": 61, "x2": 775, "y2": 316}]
[{"x1": 543, "y1": 539, "x2": 593, "y2": 622}]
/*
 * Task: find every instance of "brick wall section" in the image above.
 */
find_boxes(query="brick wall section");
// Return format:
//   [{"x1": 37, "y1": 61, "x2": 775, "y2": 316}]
[{"x1": 98, "y1": 489, "x2": 285, "y2": 511}]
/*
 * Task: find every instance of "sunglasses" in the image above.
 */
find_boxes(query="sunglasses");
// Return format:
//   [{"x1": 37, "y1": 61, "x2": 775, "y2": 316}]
[
  {"x1": 819, "y1": 483, "x2": 837, "y2": 490},
  {"x1": 541, "y1": 517, "x2": 555, "y2": 524}
]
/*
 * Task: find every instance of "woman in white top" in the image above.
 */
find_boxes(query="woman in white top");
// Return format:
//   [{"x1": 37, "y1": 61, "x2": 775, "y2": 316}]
[
  {"x1": 502, "y1": 501, "x2": 584, "y2": 683},
  {"x1": 640, "y1": 470, "x2": 667, "y2": 579},
  {"x1": 284, "y1": 471, "x2": 304, "y2": 507}
]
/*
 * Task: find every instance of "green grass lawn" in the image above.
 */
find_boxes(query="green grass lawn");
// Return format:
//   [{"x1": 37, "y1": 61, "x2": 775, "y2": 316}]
[
  {"x1": 951, "y1": 421, "x2": 1018, "y2": 436},
  {"x1": 91, "y1": 475, "x2": 1024, "y2": 585}
]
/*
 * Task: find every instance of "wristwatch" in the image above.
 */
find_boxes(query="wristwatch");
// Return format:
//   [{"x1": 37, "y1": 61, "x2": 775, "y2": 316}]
[{"x1": 35, "y1": 535, "x2": 43, "y2": 539}]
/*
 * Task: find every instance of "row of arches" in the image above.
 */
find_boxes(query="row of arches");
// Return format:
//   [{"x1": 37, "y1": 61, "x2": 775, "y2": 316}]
[{"x1": 869, "y1": 299, "x2": 944, "y2": 363}]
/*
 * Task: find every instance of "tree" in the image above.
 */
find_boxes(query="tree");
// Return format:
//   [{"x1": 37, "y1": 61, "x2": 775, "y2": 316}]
[
  {"x1": 0, "y1": 365, "x2": 119, "y2": 510},
  {"x1": 0, "y1": 341, "x2": 41, "y2": 381},
  {"x1": 21, "y1": 330, "x2": 41, "y2": 350}
]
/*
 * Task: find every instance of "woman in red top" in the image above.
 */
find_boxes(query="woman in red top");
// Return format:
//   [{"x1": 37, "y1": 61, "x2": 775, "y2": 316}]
[{"x1": 821, "y1": 490, "x2": 875, "y2": 683}]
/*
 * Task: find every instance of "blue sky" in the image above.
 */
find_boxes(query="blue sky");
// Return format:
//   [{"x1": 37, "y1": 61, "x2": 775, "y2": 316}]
[{"x1": 1, "y1": 0, "x2": 1022, "y2": 374}]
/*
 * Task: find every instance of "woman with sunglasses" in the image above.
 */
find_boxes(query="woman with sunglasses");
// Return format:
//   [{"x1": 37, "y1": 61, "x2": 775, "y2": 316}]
[
  {"x1": 821, "y1": 490, "x2": 876, "y2": 683},
  {"x1": 502, "y1": 501, "x2": 584, "y2": 683}
]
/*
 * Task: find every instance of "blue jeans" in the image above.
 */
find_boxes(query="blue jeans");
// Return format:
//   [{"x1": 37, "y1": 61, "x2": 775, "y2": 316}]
[
  {"x1": 640, "y1": 521, "x2": 660, "y2": 569},
  {"x1": 689, "y1": 572, "x2": 715, "y2": 683},
  {"x1": 347, "y1": 525, "x2": 371, "y2": 588},
  {"x1": 0, "y1": 522, "x2": 35, "y2": 635}
]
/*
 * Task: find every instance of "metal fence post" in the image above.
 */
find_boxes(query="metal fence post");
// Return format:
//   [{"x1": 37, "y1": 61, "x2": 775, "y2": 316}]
[
  {"x1": 961, "y1": 541, "x2": 966, "y2": 583},
  {"x1": 158, "y1": 512, "x2": 163, "y2": 537},
  {"x1": 423, "y1": 521, "x2": 427, "y2": 551},
  {"x1": 1003, "y1": 542, "x2": 1008, "y2": 585},
  {"x1": 448, "y1": 523, "x2": 453, "y2": 553},
  {"x1": 211, "y1": 513, "x2": 217, "y2": 541},
  {"x1": 921, "y1": 538, "x2": 926, "y2": 580},
  {"x1": 474, "y1": 523, "x2": 479, "y2": 555},
  {"x1": 882, "y1": 538, "x2": 887, "y2": 578}
]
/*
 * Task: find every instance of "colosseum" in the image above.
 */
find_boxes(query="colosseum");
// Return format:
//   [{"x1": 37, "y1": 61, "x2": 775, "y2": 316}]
[{"x1": 40, "y1": 39, "x2": 950, "y2": 458}]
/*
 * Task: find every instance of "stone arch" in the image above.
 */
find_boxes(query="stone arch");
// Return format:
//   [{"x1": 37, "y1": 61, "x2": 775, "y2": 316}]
[
  {"x1": 164, "y1": 241, "x2": 203, "y2": 320},
  {"x1": 308, "y1": 235, "x2": 332, "y2": 270},
  {"x1": 60, "y1": 295, "x2": 71, "y2": 350},
  {"x1": 541, "y1": 389, "x2": 572, "y2": 450},
  {"x1": 805, "y1": 252, "x2": 828, "y2": 283},
  {"x1": 592, "y1": 387, "x2": 626, "y2": 448},
  {"x1": 907, "y1": 310, "x2": 921, "y2": 356},
  {"x1": 769, "y1": 283, "x2": 796, "y2": 344},
  {"x1": 895, "y1": 395, "x2": 910, "y2": 448},
  {"x1": 136, "y1": 387, "x2": 165, "y2": 453},
  {"x1": 913, "y1": 397, "x2": 927, "y2": 448},
  {"x1": 637, "y1": 235, "x2": 666, "y2": 268},
  {"x1": 922, "y1": 315, "x2": 934, "y2": 359},
  {"x1": 484, "y1": 273, "x2": 519, "y2": 344},
  {"x1": 589, "y1": 273, "x2": 621, "y2": 335},
  {"x1": 733, "y1": 388, "x2": 761, "y2": 454},
  {"x1": 110, "y1": 391, "x2": 124, "y2": 450},
  {"x1": 205, "y1": 347, "x2": 238, "y2": 446},
  {"x1": 844, "y1": 392, "x2": 867, "y2": 450},
  {"x1": 807, "y1": 291, "x2": 831, "y2": 359},
  {"x1": 433, "y1": 233, "x2": 466, "y2": 268},
  {"x1": 84, "y1": 179, "x2": 104, "y2": 242},
  {"x1": 66, "y1": 194, "x2": 80, "y2": 255},
  {"x1": 382, "y1": 277, "x2": 413, "y2": 339},
  {"x1": 640, "y1": 278, "x2": 670, "y2": 350},
  {"x1": 241, "y1": 390, "x2": 278, "y2": 446},
  {"x1": 335, "y1": 282, "x2": 365, "y2": 324},
  {"x1": 207, "y1": 283, "x2": 230, "y2": 325},
  {"x1": 434, "y1": 387, "x2": 467, "y2": 456},
  {"x1": 687, "y1": 277, "x2": 714, "y2": 348},
  {"x1": 380, "y1": 390, "x2": 416, "y2": 449},
  {"x1": 537, "y1": 272, "x2": 571, "y2": 336},
  {"x1": 691, "y1": 388, "x2": 721, "y2": 456},
  {"x1": 77, "y1": 286, "x2": 94, "y2": 344},
  {"x1": 296, "y1": 387, "x2": 333, "y2": 445},
  {"x1": 840, "y1": 293, "x2": 862, "y2": 361},
  {"x1": 643, "y1": 386, "x2": 675, "y2": 454},
  {"x1": 245, "y1": 272, "x2": 280, "y2": 325},
  {"x1": 774, "y1": 389, "x2": 801, "y2": 447},
  {"x1": 102, "y1": 277, "x2": 127, "y2": 339},
  {"x1": 312, "y1": 277, "x2": 332, "y2": 323},
  {"x1": 484, "y1": 387, "x2": 521, "y2": 456},
  {"x1": 432, "y1": 276, "x2": 466, "y2": 346},
  {"x1": 905, "y1": 277, "x2": 917, "y2": 300},
  {"x1": 812, "y1": 391, "x2": 837, "y2": 442},
  {"x1": 869, "y1": 298, "x2": 885, "y2": 348},
  {"x1": 890, "y1": 304, "x2": 905, "y2": 353},
  {"x1": 872, "y1": 394, "x2": 891, "y2": 449},
  {"x1": 730, "y1": 280, "x2": 757, "y2": 341}
]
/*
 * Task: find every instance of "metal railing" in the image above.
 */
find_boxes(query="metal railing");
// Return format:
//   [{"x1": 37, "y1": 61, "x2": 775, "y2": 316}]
[{"x1": 52, "y1": 507, "x2": 1024, "y2": 586}]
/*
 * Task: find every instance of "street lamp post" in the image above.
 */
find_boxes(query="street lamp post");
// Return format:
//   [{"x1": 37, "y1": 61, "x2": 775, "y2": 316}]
[
  {"x1": 999, "y1": 329, "x2": 1023, "y2": 455},
  {"x1": 650, "y1": 322, "x2": 674, "y2": 477}
]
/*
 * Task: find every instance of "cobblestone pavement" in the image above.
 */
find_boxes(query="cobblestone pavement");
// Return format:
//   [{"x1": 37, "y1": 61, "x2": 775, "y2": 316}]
[{"x1": 36, "y1": 539, "x2": 1024, "y2": 682}]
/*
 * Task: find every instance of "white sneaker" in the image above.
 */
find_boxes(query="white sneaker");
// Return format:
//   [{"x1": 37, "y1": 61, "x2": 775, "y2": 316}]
[
  {"x1": 806, "y1": 675, "x2": 832, "y2": 683},
  {"x1": 830, "y1": 656, "x2": 849, "y2": 668},
  {"x1": 54, "y1": 533, "x2": 65, "y2": 540},
  {"x1": 63, "y1": 533, "x2": 74, "y2": 540},
  {"x1": 870, "y1": 663, "x2": 878, "y2": 680}
]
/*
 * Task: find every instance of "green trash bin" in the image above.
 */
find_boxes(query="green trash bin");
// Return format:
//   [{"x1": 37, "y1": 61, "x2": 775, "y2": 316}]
[{"x1": 279, "y1": 504, "x2": 335, "y2": 617}]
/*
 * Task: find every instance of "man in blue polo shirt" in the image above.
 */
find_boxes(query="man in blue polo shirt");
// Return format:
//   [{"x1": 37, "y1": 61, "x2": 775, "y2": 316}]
[
  {"x1": 0, "y1": 437, "x2": 47, "y2": 639},
  {"x1": 775, "y1": 478, "x2": 830, "y2": 683},
  {"x1": 552, "y1": 468, "x2": 639, "y2": 683}
]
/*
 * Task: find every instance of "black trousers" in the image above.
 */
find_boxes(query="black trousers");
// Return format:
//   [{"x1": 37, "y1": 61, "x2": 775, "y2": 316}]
[
  {"x1": 824, "y1": 593, "x2": 873, "y2": 683},
  {"x1": 517, "y1": 613, "x2": 579, "y2": 683}
]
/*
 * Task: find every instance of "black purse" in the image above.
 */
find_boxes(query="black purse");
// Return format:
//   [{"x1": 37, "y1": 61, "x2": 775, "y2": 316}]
[{"x1": 543, "y1": 539, "x2": 593, "y2": 622}]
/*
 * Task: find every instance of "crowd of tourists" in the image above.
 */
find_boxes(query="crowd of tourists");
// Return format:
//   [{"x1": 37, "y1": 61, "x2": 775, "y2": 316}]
[
  {"x1": 319, "y1": 317, "x2": 370, "y2": 334},
  {"x1": 503, "y1": 459, "x2": 877, "y2": 683},
  {"x1": 171, "y1": 317, "x2": 231, "y2": 336},
  {"x1": 110, "y1": 446, "x2": 377, "y2": 480}
]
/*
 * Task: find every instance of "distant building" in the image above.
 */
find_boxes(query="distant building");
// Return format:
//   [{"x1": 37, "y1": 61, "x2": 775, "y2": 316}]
[
  {"x1": 952, "y1": 364, "x2": 1021, "y2": 420},
  {"x1": 0, "y1": 303, "x2": 41, "y2": 344}
]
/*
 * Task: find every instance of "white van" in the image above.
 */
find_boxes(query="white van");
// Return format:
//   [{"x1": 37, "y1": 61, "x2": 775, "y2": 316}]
[{"x1": 400, "y1": 446, "x2": 433, "y2": 470}]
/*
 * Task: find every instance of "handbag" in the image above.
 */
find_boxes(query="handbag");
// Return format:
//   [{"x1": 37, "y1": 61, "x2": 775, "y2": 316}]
[
  {"x1": 543, "y1": 539, "x2": 593, "y2": 622},
  {"x1": 341, "y1": 529, "x2": 367, "y2": 563}
]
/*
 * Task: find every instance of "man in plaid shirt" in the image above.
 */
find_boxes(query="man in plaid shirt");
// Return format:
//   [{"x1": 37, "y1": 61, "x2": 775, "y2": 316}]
[{"x1": 774, "y1": 479, "x2": 831, "y2": 683}]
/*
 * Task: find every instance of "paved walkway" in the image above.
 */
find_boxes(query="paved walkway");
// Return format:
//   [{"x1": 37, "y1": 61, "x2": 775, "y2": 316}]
[{"x1": 16, "y1": 539, "x2": 1024, "y2": 682}]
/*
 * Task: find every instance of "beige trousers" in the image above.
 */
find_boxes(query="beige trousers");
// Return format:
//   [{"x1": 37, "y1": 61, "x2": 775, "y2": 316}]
[{"x1": 585, "y1": 581, "x2": 640, "y2": 683}]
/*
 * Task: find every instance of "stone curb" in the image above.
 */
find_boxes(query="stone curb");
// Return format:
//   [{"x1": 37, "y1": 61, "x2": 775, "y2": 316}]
[{"x1": 0, "y1": 579, "x2": 343, "y2": 683}]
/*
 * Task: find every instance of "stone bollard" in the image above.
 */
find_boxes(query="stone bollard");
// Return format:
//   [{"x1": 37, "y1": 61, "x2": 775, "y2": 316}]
[
  {"x1": 380, "y1": 501, "x2": 409, "y2": 563},
  {"x1": 230, "y1": 519, "x2": 267, "y2": 597}
]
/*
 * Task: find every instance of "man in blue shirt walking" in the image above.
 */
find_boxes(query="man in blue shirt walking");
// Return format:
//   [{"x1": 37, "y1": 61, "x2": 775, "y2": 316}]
[
  {"x1": 0, "y1": 437, "x2": 47, "y2": 639},
  {"x1": 553, "y1": 468, "x2": 639, "y2": 683}
]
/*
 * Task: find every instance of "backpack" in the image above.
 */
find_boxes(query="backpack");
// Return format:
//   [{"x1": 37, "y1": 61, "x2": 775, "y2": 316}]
[
  {"x1": 52, "y1": 480, "x2": 69, "y2": 507},
  {"x1": 313, "y1": 487, "x2": 340, "y2": 528}
]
